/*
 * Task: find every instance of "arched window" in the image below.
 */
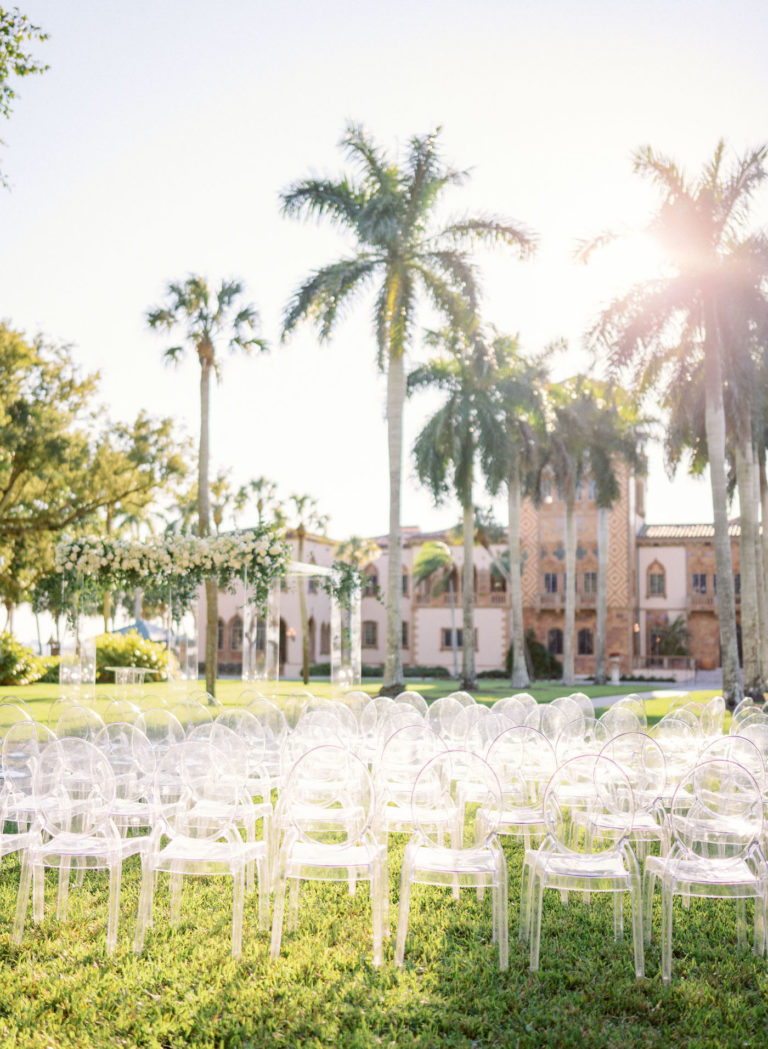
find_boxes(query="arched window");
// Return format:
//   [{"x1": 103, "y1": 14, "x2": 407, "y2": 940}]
[
  {"x1": 577, "y1": 628, "x2": 594, "y2": 655},
  {"x1": 230, "y1": 617, "x2": 243, "y2": 651},
  {"x1": 217, "y1": 619, "x2": 225, "y2": 651},
  {"x1": 320, "y1": 622, "x2": 331, "y2": 655},
  {"x1": 362, "y1": 620, "x2": 378, "y2": 648},
  {"x1": 547, "y1": 628, "x2": 563, "y2": 655},
  {"x1": 647, "y1": 560, "x2": 666, "y2": 598},
  {"x1": 364, "y1": 571, "x2": 378, "y2": 597},
  {"x1": 402, "y1": 571, "x2": 409, "y2": 597},
  {"x1": 490, "y1": 564, "x2": 507, "y2": 592}
]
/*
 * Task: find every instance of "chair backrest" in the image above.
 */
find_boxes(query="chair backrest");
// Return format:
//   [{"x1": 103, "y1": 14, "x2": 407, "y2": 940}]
[
  {"x1": 425, "y1": 696, "x2": 465, "y2": 744},
  {"x1": 701, "y1": 695, "x2": 725, "y2": 738},
  {"x1": 446, "y1": 690, "x2": 476, "y2": 708},
  {"x1": 555, "y1": 716, "x2": 610, "y2": 764},
  {"x1": 611, "y1": 694, "x2": 647, "y2": 733},
  {"x1": 102, "y1": 698, "x2": 141, "y2": 725},
  {"x1": 94, "y1": 722, "x2": 156, "y2": 801},
  {"x1": 34, "y1": 738, "x2": 116, "y2": 837},
  {"x1": 2, "y1": 720, "x2": 56, "y2": 799},
  {"x1": 524, "y1": 703, "x2": 568, "y2": 744},
  {"x1": 153, "y1": 740, "x2": 248, "y2": 840},
  {"x1": 598, "y1": 706, "x2": 643, "y2": 739},
  {"x1": 700, "y1": 735, "x2": 767, "y2": 792},
  {"x1": 394, "y1": 690, "x2": 428, "y2": 717},
  {"x1": 55, "y1": 703, "x2": 106, "y2": 742},
  {"x1": 215, "y1": 708, "x2": 267, "y2": 762},
  {"x1": 283, "y1": 744, "x2": 374, "y2": 845},
  {"x1": 136, "y1": 707, "x2": 186, "y2": 752},
  {"x1": 551, "y1": 695, "x2": 586, "y2": 730},
  {"x1": 376, "y1": 723, "x2": 447, "y2": 796},
  {"x1": 338, "y1": 691, "x2": 373, "y2": 725},
  {"x1": 170, "y1": 699, "x2": 213, "y2": 735},
  {"x1": 411, "y1": 750, "x2": 502, "y2": 847},
  {"x1": 485, "y1": 725, "x2": 556, "y2": 807},
  {"x1": 491, "y1": 696, "x2": 528, "y2": 726},
  {"x1": 543, "y1": 755, "x2": 634, "y2": 853},
  {"x1": 669, "y1": 759, "x2": 764, "y2": 860},
  {"x1": 599, "y1": 731, "x2": 667, "y2": 811},
  {"x1": 0, "y1": 701, "x2": 33, "y2": 740}
]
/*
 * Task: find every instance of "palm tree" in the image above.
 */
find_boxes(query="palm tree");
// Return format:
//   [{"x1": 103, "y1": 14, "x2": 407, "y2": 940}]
[
  {"x1": 335, "y1": 535, "x2": 382, "y2": 570},
  {"x1": 412, "y1": 540, "x2": 460, "y2": 678},
  {"x1": 587, "y1": 141, "x2": 768, "y2": 706},
  {"x1": 146, "y1": 276, "x2": 267, "y2": 696},
  {"x1": 280, "y1": 123, "x2": 535, "y2": 693},
  {"x1": 482, "y1": 334, "x2": 550, "y2": 688},
  {"x1": 409, "y1": 330, "x2": 505, "y2": 689},
  {"x1": 288, "y1": 494, "x2": 329, "y2": 685}
]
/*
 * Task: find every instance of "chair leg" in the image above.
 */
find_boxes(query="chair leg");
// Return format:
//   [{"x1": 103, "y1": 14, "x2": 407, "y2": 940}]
[
  {"x1": 661, "y1": 882, "x2": 674, "y2": 984},
  {"x1": 106, "y1": 864, "x2": 121, "y2": 955},
  {"x1": 231, "y1": 867, "x2": 244, "y2": 958},
  {"x1": 394, "y1": 856, "x2": 414, "y2": 967},
  {"x1": 57, "y1": 857, "x2": 72, "y2": 921},
  {"x1": 133, "y1": 857, "x2": 155, "y2": 954},
  {"x1": 529, "y1": 875, "x2": 544, "y2": 972},
  {"x1": 270, "y1": 872, "x2": 288, "y2": 960},
  {"x1": 13, "y1": 852, "x2": 32, "y2": 945}
]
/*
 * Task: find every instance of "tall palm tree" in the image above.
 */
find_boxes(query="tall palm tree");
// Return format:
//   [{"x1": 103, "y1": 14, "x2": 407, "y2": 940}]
[
  {"x1": 147, "y1": 275, "x2": 267, "y2": 696},
  {"x1": 409, "y1": 330, "x2": 505, "y2": 689},
  {"x1": 482, "y1": 334, "x2": 550, "y2": 688},
  {"x1": 588, "y1": 141, "x2": 768, "y2": 706},
  {"x1": 280, "y1": 123, "x2": 535, "y2": 693},
  {"x1": 288, "y1": 493, "x2": 329, "y2": 685},
  {"x1": 412, "y1": 540, "x2": 460, "y2": 678}
]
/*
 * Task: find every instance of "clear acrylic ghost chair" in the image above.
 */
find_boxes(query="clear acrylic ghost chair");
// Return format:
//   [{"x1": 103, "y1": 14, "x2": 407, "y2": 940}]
[
  {"x1": 170, "y1": 698, "x2": 213, "y2": 735},
  {"x1": 45, "y1": 697, "x2": 76, "y2": 731},
  {"x1": 425, "y1": 696, "x2": 465, "y2": 745},
  {"x1": 567, "y1": 692, "x2": 596, "y2": 718},
  {"x1": 0, "y1": 702, "x2": 32, "y2": 751},
  {"x1": 136, "y1": 707, "x2": 186, "y2": 755},
  {"x1": 598, "y1": 732, "x2": 668, "y2": 860},
  {"x1": 246, "y1": 698, "x2": 289, "y2": 785},
  {"x1": 649, "y1": 717, "x2": 699, "y2": 803},
  {"x1": 94, "y1": 722, "x2": 156, "y2": 835},
  {"x1": 733, "y1": 709, "x2": 768, "y2": 737},
  {"x1": 644, "y1": 759, "x2": 768, "y2": 982},
  {"x1": 524, "y1": 703, "x2": 567, "y2": 747},
  {"x1": 599, "y1": 706, "x2": 643, "y2": 740},
  {"x1": 491, "y1": 696, "x2": 528, "y2": 726},
  {"x1": 55, "y1": 703, "x2": 105, "y2": 742},
  {"x1": 739, "y1": 721, "x2": 768, "y2": 783},
  {"x1": 480, "y1": 725, "x2": 557, "y2": 851},
  {"x1": 701, "y1": 695, "x2": 726, "y2": 741},
  {"x1": 373, "y1": 707, "x2": 423, "y2": 763},
  {"x1": 555, "y1": 716, "x2": 610, "y2": 765},
  {"x1": 550, "y1": 695, "x2": 586, "y2": 731},
  {"x1": 395, "y1": 750, "x2": 508, "y2": 970},
  {"x1": 271, "y1": 744, "x2": 388, "y2": 966},
  {"x1": 339, "y1": 691, "x2": 373, "y2": 723},
  {"x1": 102, "y1": 698, "x2": 141, "y2": 726},
  {"x1": 215, "y1": 707, "x2": 268, "y2": 781},
  {"x1": 2, "y1": 720, "x2": 56, "y2": 831},
  {"x1": 611, "y1": 694, "x2": 648, "y2": 733},
  {"x1": 520, "y1": 754, "x2": 644, "y2": 978},
  {"x1": 13, "y1": 738, "x2": 145, "y2": 953},
  {"x1": 373, "y1": 723, "x2": 451, "y2": 847},
  {"x1": 700, "y1": 736, "x2": 766, "y2": 793},
  {"x1": 447, "y1": 690, "x2": 476, "y2": 708},
  {"x1": 134, "y1": 740, "x2": 269, "y2": 958},
  {"x1": 394, "y1": 690, "x2": 428, "y2": 717}
]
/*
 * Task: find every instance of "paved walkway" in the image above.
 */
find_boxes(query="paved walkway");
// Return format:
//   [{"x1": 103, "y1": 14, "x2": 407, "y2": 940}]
[{"x1": 596, "y1": 668, "x2": 725, "y2": 707}]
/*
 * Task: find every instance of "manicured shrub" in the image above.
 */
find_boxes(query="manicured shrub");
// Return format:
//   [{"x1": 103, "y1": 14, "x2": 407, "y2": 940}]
[
  {"x1": 95, "y1": 630, "x2": 169, "y2": 683},
  {"x1": 0, "y1": 632, "x2": 46, "y2": 686},
  {"x1": 506, "y1": 629, "x2": 563, "y2": 681},
  {"x1": 39, "y1": 656, "x2": 60, "y2": 683}
]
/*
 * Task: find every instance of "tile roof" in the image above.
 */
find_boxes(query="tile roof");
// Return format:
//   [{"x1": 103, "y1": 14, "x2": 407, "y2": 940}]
[{"x1": 638, "y1": 521, "x2": 741, "y2": 540}]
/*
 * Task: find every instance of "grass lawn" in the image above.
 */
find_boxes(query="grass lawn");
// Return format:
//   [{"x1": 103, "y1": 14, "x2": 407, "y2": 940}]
[{"x1": 0, "y1": 677, "x2": 744, "y2": 1047}]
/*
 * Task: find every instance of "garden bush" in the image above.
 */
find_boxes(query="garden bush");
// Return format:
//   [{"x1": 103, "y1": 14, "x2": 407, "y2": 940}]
[
  {"x1": 0, "y1": 632, "x2": 46, "y2": 686},
  {"x1": 39, "y1": 655, "x2": 60, "y2": 683},
  {"x1": 506, "y1": 629, "x2": 563, "y2": 681},
  {"x1": 95, "y1": 630, "x2": 168, "y2": 683}
]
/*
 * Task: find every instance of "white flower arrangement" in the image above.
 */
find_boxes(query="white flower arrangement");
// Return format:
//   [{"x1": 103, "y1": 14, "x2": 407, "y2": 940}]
[{"x1": 54, "y1": 526, "x2": 290, "y2": 613}]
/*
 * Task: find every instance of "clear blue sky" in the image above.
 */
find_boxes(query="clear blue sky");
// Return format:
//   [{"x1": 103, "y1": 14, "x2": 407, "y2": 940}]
[{"x1": 2, "y1": 0, "x2": 767, "y2": 537}]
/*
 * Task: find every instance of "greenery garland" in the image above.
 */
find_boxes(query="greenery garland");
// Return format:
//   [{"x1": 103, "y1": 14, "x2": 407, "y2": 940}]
[{"x1": 55, "y1": 527, "x2": 291, "y2": 618}]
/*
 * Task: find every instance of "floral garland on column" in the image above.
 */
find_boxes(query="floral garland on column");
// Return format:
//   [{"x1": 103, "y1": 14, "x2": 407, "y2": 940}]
[{"x1": 54, "y1": 527, "x2": 291, "y2": 617}]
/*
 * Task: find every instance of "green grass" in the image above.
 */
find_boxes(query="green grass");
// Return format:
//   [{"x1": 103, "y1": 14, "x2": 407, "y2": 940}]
[{"x1": 0, "y1": 835, "x2": 764, "y2": 1048}]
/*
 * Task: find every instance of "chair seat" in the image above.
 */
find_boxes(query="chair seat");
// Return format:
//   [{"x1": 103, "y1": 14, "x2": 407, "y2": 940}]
[
  {"x1": 407, "y1": 842, "x2": 502, "y2": 880},
  {"x1": 285, "y1": 838, "x2": 383, "y2": 874},
  {"x1": 527, "y1": 848, "x2": 632, "y2": 884},
  {"x1": 154, "y1": 835, "x2": 266, "y2": 873},
  {"x1": 34, "y1": 830, "x2": 145, "y2": 864},
  {"x1": 645, "y1": 853, "x2": 762, "y2": 894}
]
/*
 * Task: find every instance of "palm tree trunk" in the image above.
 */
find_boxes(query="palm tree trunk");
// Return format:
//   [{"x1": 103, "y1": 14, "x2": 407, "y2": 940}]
[
  {"x1": 198, "y1": 355, "x2": 217, "y2": 698},
  {"x1": 735, "y1": 435, "x2": 762, "y2": 696},
  {"x1": 383, "y1": 353, "x2": 405, "y2": 693},
  {"x1": 758, "y1": 451, "x2": 768, "y2": 678},
  {"x1": 461, "y1": 499, "x2": 476, "y2": 690},
  {"x1": 507, "y1": 469, "x2": 530, "y2": 688},
  {"x1": 447, "y1": 574, "x2": 459, "y2": 678},
  {"x1": 563, "y1": 494, "x2": 576, "y2": 686},
  {"x1": 595, "y1": 505, "x2": 609, "y2": 684},
  {"x1": 702, "y1": 329, "x2": 742, "y2": 707}
]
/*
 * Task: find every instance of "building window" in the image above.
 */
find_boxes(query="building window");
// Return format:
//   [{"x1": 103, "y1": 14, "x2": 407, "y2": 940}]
[
  {"x1": 254, "y1": 619, "x2": 266, "y2": 652},
  {"x1": 364, "y1": 571, "x2": 378, "y2": 597},
  {"x1": 402, "y1": 573, "x2": 409, "y2": 597},
  {"x1": 362, "y1": 620, "x2": 378, "y2": 648},
  {"x1": 544, "y1": 572, "x2": 558, "y2": 594},
  {"x1": 649, "y1": 572, "x2": 665, "y2": 597},
  {"x1": 583, "y1": 571, "x2": 597, "y2": 594},
  {"x1": 586, "y1": 478, "x2": 598, "y2": 501},
  {"x1": 442, "y1": 628, "x2": 463, "y2": 649},
  {"x1": 230, "y1": 618, "x2": 243, "y2": 651},
  {"x1": 320, "y1": 622, "x2": 330, "y2": 655},
  {"x1": 401, "y1": 621, "x2": 409, "y2": 648},
  {"x1": 547, "y1": 628, "x2": 563, "y2": 655},
  {"x1": 577, "y1": 628, "x2": 594, "y2": 655},
  {"x1": 734, "y1": 573, "x2": 741, "y2": 595},
  {"x1": 217, "y1": 619, "x2": 225, "y2": 651},
  {"x1": 692, "y1": 573, "x2": 707, "y2": 595}
]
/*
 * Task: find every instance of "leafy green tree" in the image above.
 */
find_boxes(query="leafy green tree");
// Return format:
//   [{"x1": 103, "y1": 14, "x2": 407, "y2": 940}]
[
  {"x1": 147, "y1": 276, "x2": 267, "y2": 695},
  {"x1": 0, "y1": 5, "x2": 48, "y2": 186},
  {"x1": 412, "y1": 540, "x2": 459, "y2": 677},
  {"x1": 587, "y1": 141, "x2": 768, "y2": 706},
  {"x1": 409, "y1": 330, "x2": 505, "y2": 689},
  {"x1": 281, "y1": 123, "x2": 535, "y2": 693}
]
